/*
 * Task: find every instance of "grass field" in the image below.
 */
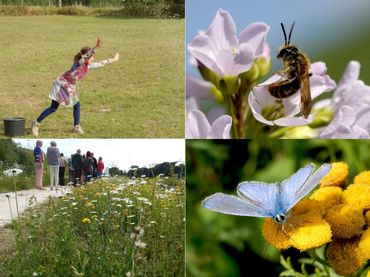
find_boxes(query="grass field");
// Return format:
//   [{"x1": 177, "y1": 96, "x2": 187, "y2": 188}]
[
  {"x1": 0, "y1": 16, "x2": 184, "y2": 138},
  {"x1": 0, "y1": 177, "x2": 185, "y2": 276}
]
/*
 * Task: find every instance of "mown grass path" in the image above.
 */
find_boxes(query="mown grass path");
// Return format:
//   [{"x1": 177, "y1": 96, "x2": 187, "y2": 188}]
[{"x1": 0, "y1": 16, "x2": 184, "y2": 138}]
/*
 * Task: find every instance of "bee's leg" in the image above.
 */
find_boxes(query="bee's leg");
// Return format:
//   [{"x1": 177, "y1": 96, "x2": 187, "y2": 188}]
[
  {"x1": 270, "y1": 99, "x2": 285, "y2": 119},
  {"x1": 270, "y1": 76, "x2": 296, "y2": 87}
]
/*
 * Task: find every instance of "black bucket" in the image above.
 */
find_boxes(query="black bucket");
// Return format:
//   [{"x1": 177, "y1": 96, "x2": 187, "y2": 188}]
[{"x1": 3, "y1": 118, "x2": 25, "y2": 137}]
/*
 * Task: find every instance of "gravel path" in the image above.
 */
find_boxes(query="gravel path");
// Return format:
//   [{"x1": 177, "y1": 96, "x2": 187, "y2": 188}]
[{"x1": 0, "y1": 186, "x2": 71, "y2": 227}]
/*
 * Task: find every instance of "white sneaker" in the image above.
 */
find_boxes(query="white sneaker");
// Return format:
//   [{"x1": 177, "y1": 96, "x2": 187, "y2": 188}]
[
  {"x1": 31, "y1": 120, "x2": 39, "y2": 136},
  {"x1": 74, "y1": 125, "x2": 84, "y2": 134}
]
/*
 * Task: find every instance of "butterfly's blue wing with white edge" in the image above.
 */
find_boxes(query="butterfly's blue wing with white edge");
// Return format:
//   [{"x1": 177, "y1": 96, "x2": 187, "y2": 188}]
[
  {"x1": 237, "y1": 181, "x2": 280, "y2": 217},
  {"x1": 202, "y1": 192, "x2": 273, "y2": 217},
  {"x1": 280, "y1": 163, "x2": 332, "y2": 213}
]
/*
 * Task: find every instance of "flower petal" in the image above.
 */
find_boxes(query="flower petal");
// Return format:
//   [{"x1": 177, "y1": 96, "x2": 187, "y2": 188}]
[
  {"x1": 338, "y1": 60, "x2": 360, "y2": 88},
  {"x1": 207, "y1": 107, "x2": 226, "y2": 124},
  {"x1": 215, "y1": 45, "x2": 254, "y2": 76},
  {"x1": 205, "y1": 9, "x2": 238, "y2": 55},
  {"x1": 310, "y1": 61, "x2": 327, "y2": 75},
  {"x1": 239, "y1": 22, "x2": 270, "y2": 56},
  {"x1": 185, "y1": 109, "x2": 211, "y2": 138},
  {"x1": 186, "y1": 97, "x2": 199, "y2": 113},
  {"x1": 188, "y1": 34, "x2": 223, "y2": 76},
  {"x1": 208, "y1": 115, "x2": 232, "y2": 139},
  {"x1": 186, "y1": 75, "x2": 213, "y2": 99},
  {"x1": 248, "y1": 91, "x2": 274, "y2": 126},
  {"x1": 273, "y1": 115, "x2": 314, "y2": 126}
]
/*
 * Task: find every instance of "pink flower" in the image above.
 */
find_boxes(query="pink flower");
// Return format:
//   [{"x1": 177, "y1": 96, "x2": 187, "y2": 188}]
[
  {"x1": 188, "y1": 9, "x2": 270, "y2": 77},
  {"x1": 319, "y1": 61, "x2": 370, "y2": 138},
  {"x1": 186, "y1": 109, "x2": 232, "y2": 139}
]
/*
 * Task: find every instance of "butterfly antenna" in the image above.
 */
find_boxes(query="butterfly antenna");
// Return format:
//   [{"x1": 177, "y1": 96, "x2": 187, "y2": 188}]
[
  {"x1": 280, "y1": 22, "x2": 287, "y2": 45},
  {"x1": 288, "y1": 21, "x2": 296, "y2": 45}
]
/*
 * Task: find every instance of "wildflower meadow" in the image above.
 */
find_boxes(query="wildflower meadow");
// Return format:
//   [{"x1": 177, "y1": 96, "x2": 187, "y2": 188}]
[{"x1": 0, "y1": 177, "x2": 185, "y2": 276}]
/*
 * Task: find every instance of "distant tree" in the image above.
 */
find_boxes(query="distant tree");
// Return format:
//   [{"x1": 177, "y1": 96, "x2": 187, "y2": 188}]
[{"x1": 109, "y1": 166, "x2": 124, "y2": 176}]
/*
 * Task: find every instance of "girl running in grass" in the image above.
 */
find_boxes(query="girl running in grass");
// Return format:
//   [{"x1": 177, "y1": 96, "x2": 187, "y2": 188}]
[{"x1": 32, "y1": 37, "x2": 119, "y2": 136}]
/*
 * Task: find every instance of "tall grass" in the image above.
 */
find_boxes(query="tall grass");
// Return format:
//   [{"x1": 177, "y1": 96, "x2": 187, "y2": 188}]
[{"x1": 0, "y1": 177, "x2": 185, "y2": 276}]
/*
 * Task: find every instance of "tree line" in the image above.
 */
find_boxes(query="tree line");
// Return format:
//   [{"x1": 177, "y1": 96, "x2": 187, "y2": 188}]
[
  {"x1": 0, "y1": 0, "x2": 183, "y2": 6},
  {"x1": 109, "y1": 161, "x2": 184, "y2": 178}
]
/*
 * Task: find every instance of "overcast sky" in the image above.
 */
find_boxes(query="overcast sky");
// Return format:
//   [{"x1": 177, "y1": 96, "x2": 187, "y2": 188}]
[{"x1": 13, "y1": 139, "x2": 185, "y2": 171}]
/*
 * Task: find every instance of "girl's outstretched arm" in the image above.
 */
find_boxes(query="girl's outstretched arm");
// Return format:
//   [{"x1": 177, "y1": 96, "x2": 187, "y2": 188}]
[{"x1": 88, "y1": 52, "x2": 120, "y2": 69}]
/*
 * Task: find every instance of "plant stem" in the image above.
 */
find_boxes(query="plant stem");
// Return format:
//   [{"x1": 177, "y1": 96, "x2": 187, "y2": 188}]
[{"x1": 13, "y1": 179, "x2": 20, "y2": 219}]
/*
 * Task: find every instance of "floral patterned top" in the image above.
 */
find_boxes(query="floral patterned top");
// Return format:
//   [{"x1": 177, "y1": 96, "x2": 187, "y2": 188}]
[{"x1": 49, "y1": 49, "x2": 114, "y2": 107}]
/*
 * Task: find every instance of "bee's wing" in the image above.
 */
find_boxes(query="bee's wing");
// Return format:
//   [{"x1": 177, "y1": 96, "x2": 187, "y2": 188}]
[
  {"x1": 300, "y1": 74, "x2": 312, "y2": 118},
  {"x1": 202, "y1": 190, "x2": 274, "y2": 218}
]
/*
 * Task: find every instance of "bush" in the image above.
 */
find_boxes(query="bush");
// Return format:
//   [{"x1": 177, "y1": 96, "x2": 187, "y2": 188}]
[{"x1": 0, "y1": 3, "x2": 184, "y2": 18}]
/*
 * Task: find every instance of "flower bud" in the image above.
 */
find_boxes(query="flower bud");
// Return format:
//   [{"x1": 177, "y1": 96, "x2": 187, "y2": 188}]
[{"x1": 310, "y1": 108, "x2": 333, "y2": 128}]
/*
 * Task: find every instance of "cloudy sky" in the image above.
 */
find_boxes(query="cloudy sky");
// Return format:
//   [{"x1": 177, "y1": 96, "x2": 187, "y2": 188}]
[{"x1": 13, "y1": 139, "x2": 185, "y2": 171}]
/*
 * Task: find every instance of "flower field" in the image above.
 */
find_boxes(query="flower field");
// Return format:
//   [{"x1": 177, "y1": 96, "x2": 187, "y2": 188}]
[{"x1": 0, "y1": 177, "x2": 184, "y2": 276}]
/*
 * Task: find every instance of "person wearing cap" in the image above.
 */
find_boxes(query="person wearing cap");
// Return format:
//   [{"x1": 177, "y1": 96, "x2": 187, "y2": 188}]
[{"x1": 32, "y1": 37, "x2": 120, "y2": 136}]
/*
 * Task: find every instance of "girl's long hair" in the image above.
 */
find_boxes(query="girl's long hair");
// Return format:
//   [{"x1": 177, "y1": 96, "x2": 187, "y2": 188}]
[{"x1": 74, "y1": 47, "x2": 92, "y2": 64}]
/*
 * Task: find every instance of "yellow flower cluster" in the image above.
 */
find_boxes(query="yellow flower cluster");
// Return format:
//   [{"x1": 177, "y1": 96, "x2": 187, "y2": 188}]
[
  {"x1": 82, "y1": 217, "x2": 91, "y2": 224},
  {"x1": 262, "y1": 162, "x2": 370, "y2": 276}
]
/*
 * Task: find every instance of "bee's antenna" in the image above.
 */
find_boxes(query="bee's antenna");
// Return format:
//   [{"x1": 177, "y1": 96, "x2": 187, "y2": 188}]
[
  {"x1": 288, "y1": 21, "x2": 296, "y2": 45},
  {"x1": 280, "y1": 22, "x2": 287, "y2": 45}
]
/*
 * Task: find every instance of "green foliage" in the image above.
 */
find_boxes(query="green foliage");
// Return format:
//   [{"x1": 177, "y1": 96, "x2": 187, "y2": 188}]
[
  {"x1": 186, "y1": 139, "x2": 370, "y2": 276},
  {"x1": 0, "y1": 178, "x2": 185, "y2": 276},
  {"x1": 0, "y1": 16, "x2": 184, "y2": 138},
  {"x1": 0, "y1": 0, "x2": 184, "y2": 18},
  {"x1": 0, "y1": 140, "x2": 36, "y2": 192}
]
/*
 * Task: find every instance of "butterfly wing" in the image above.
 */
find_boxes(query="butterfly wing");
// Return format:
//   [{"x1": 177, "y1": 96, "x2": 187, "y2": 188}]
[
  {"x1": 280, "y1": 163, "x2": 332, "y2": 213},
  {"x1": 237, "y1": 181, "x2": 280, "y2": 217},
  {"x1": 202, "y1": 192, "x2": 272, "y2": 217}
]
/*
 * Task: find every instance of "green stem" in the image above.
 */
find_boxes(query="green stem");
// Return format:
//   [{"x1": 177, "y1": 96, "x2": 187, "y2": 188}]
[{"x1": 270, "y1": 127, "x2": 291, "y2": 139}]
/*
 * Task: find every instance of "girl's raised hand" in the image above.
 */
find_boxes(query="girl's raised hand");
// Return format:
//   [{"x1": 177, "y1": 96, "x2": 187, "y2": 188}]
[
  {"x1": 96, "y1": 37, "x2": 103, "y2": 48},
  {"x1": 112, "y1": 52, "x2": 120, "y2": 62}
]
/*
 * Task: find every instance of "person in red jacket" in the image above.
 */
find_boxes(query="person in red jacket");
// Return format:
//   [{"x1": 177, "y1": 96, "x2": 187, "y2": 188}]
[{"x1": 97, "y1": 157, "x2": 105, "y2": 177}]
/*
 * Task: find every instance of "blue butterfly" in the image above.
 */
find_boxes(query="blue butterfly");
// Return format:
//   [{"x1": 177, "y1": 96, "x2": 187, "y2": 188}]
[{"x1": 202, "y1": 163, "x2": 331, "y2": 223}]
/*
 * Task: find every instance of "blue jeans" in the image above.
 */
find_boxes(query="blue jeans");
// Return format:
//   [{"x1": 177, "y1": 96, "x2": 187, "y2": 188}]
[{"x1": 37, "y1": 100, "x2": 80, "y2": 126}]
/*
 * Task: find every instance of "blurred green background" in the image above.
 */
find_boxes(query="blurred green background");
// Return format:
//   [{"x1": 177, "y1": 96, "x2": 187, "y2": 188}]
[{"x1": 186, "y1": 139, "x2": 370, "y2": 277}]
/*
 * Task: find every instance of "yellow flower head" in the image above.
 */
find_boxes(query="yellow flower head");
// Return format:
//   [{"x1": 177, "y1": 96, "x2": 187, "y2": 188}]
[
  {"x1": 342, "y1": 183, "x2": 370, "y2": 211},
  {"x1": 325, "y1": 204, "x2": 365, "y2": 239},
  {"x1": 327, "y1": 238, "x2": 367, "y2": 276},
  {"x1": 82, "y1": 217, "x2": 91, "y2": 224},
  {"x1": 320, "y1": 162, "x2": 348, "y2": 187},
  {"x1": 262, "y1": 218, "x2": 292, "y2": 250},
  {"x1": 309, "y1": 186, "x2": 343, "y2": 215},
  {"x1": 366, "y1": 211, "x2": 370, "y2": 227},
  {"x1": 354, "y1": 171, "x2": 370, "y2": 185},
  {"x1": 359, "y1": 228, "x2": 370, "y2": 261},
  {"x1": 262, "y1": 199, "x2": 331, "y2": 251}
]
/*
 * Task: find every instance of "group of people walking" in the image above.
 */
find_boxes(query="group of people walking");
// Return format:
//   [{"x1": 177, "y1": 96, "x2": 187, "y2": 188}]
[
  {"x1": 70, "y1": 149, "x2": 105, "y2": 186},
  {"x1": 33, "y1": 140, "x2": 105, "y2": 190}
]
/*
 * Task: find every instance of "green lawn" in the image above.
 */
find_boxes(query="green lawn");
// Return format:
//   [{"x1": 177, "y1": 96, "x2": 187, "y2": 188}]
[{"x1": 0, "y1": 16, "x2": 184, "y2": 138}]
